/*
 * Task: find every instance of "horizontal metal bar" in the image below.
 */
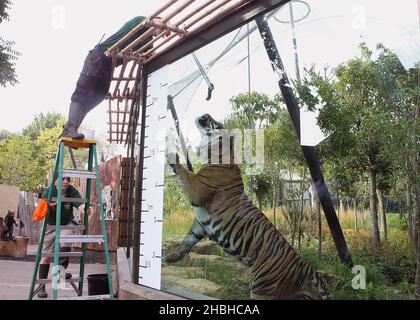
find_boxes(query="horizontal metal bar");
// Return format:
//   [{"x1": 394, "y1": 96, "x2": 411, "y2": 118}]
[
  {"x1": 62, "y1": 169, "x2": 96, "y2": 179},
  {"x1": 59, "y1": 235, "x2": 104, "y2": 243},
  {"x1": 41, "y1": 252, "x2": 84, "y2": 258},
  {"x1": 58, "y1": 294, "x2": 113, "y2": 300},
  {"x1": 36, "y1": 277, "x2": 81, "y2": 285},
  {"x1": 59, "y1": 225, "x2": 85, "y2": 231},
  {"x1": 51, "y1": 197, "x2": 87, "y2": 204}
]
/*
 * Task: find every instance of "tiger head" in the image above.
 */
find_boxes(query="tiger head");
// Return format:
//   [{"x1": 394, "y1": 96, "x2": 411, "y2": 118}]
[
  {"x1": 195, "y1": 114, "x2": 236, "y2": 165},
  {"x1": 195, "y1": 113, "x2": 224, "y2": 134}
]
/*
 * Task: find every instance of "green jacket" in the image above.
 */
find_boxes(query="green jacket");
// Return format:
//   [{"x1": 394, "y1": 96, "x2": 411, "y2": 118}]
[
  {"x1": 97, "y1": 16, "x2": 149, "y2": 52},
  {"x1": 41, "y1": 185, "x2": 82, "y2": 226}
]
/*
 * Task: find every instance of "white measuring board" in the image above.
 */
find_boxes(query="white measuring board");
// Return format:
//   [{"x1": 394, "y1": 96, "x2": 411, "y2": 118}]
[{"x1": 138, "y1": 65, "x2": 169, "y2": 290}]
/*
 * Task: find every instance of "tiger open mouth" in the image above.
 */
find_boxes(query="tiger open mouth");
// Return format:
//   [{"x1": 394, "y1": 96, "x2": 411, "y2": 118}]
[{"x1": 195, "y1": 113, "x2": 224, "y2": 136}]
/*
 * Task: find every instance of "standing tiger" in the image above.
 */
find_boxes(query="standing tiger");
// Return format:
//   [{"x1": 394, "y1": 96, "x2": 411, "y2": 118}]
[{"x1": 165, "y1": 113, "x2": 332, "y2": 300}]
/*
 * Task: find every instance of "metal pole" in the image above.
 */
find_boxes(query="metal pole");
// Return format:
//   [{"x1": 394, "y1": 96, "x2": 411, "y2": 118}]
[
  {"x1": 247, "y1": 22, "x2": 254, "y2": 203},
  {"x1": 191, "y1": 52, "x2": 214, "y2": 101},
  {"x1": 167, "y1": 95, "x2": 193, "y2": 172},
  {"x1": 256, "y1": 15, "x2": 352, "y2": 267},
  {"x1": 288, "y1": 2, "x2": 301, "y2": 83}
]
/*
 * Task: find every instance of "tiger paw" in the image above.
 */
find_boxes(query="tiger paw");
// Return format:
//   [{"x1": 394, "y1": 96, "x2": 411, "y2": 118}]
[{"x1": 163, "y1": 252, "x2": 183, "y2": 264}]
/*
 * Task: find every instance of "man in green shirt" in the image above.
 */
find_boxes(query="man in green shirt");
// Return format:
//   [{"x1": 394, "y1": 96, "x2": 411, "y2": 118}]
[
  {"x1": 59, "y1": 16, "x2": 161, "y2": 140},
  {"x1": 37, "y1": 177, "x2": 86, "y2": 298}
]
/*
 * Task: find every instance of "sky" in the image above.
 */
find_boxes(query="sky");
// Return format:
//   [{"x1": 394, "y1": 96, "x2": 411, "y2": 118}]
[{"x1": 0, "y1": 0, "x2": 419, "y2": 150}]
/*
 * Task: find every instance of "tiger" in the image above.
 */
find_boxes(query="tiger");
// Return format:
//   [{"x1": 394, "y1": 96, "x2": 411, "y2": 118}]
[{"x1": 164, "y1": 113, "x2": 333, "y2": 300}]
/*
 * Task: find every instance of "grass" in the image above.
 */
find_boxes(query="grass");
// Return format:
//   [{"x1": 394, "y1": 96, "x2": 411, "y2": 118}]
[
  {"x1": 163, "y1": 211, "x2": 195, "y2": 242},
  {"x1": 162, "y1": 209, "x2": 418, "y2": 300}
]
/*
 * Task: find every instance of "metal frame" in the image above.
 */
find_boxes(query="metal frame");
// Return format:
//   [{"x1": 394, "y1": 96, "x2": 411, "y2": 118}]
[{"x1": 111, "y1": 0, "x2": 353, "y2": 287}]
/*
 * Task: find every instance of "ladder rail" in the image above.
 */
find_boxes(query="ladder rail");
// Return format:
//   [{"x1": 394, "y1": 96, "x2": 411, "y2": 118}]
[
  {"x1": 78, "y1": 145, "x2": 94, "y2": 295},
  {"x1": 93, "y1": 144, "x2": 114, "y2": 299},
  {"x1": 28, "y1": 147, "x2": 61, "y2": 300},
  {"x1": 52, "y1": 141, "x2": 65, "y2": 300}
]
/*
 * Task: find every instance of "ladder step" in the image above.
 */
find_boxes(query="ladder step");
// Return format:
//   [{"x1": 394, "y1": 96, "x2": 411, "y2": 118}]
[
  {"x1": 41, "y1": 252, "x2": 84, "y2": 258},
  {"x1": 61, "y1": 137, "x2": 97, "y2": 149},
  {"x1": 62, "y1": 169, "x2": 97, "y2": 179},
  {"x1": 59, "y1": 225, "x2": 85, "y2": 231},
  {"x1": 58, "y1": 294, "x2": 113, "y2": 300},
  {"x1": 36, "y1": 277, "x2": 81, "y2": 285},
  {"x1": 59, "y1": 235, "x2": 104, "y2": 243},
  {"x1": 51, "y1": 197, "x2": 87, "y2": 204}
]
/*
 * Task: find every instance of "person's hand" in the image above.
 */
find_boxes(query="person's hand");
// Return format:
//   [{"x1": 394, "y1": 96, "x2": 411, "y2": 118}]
[
  {"x1": 48, "y1": 202, "x2": 57, "y2": 207},
  {"x1": 79, "y1": 205, "x2": 91, "y2": 215}
]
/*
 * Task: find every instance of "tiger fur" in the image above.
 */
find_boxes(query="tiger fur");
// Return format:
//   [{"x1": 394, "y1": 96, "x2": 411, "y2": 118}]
[{"x1": 165, "y1": 114, "x2": 331, "y2": 300}]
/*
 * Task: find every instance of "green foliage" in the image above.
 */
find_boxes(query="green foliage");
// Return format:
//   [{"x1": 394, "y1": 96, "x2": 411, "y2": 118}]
[
  {"x1": 163, "y1": 175, "x2": 192, "y2": 216},
  {"x1": 185, "y1": 259, "x2": 250, "y2": 300},
  {"x1": 298, "y1": 229, "x2": 417, "y2": 300},
  {"x1": 0, "y1": 129, "x2": 13, "y2": 140},
  {"x1": 0, "y1": 1, "x2": 20, "y2": 87},
  {"x1": 23, "y1": 112, "x2": 64, "y2": 140},
  {"x1": 0, "y1": 135, "x2": 46, "y2": 191},
  {"x1": 0, "y1": 0, "x2": 11, "y2": 22},
  {"x1": 0, "y1": 112, "x2": 96, "y2": 191},
  {"x1": 229, "y1": 91, "x2": 283, "y2": 128}
]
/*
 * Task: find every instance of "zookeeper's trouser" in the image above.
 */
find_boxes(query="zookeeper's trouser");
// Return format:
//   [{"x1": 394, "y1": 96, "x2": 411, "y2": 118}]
[{"x1": 70, "y1": 46, "x2": 113, "y2": 128}]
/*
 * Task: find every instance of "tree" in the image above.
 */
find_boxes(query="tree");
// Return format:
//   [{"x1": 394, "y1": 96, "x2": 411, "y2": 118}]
[
  {"x1": 229, "y1": 91, "x2": 282, "y2": 129},
  {"x1": 23, "y1": 112, "x2": 64, "y2": 140},
  {"x1": 0, "y1": 0, "x2": 20, "y2": 87},
  {"x1": 0, "y1": 129, "x2": 13, "y2": 140},
  {"x1": 296, "y1": 43, "x2": 408, "y2": 247},
  {"x1": 0, "y1": 135, "x2": 45, "y2": 190}
]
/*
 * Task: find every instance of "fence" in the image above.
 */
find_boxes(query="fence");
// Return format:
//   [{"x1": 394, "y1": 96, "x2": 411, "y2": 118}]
[{"x1": 17, "y1": 204, "x2": 40, "y2": 244}]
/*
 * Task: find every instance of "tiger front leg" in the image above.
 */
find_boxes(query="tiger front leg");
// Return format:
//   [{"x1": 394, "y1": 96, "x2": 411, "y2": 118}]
[
  {"x1": 164, "y1": 218, "x2": 207, "y2": 264},
  {"x1": 172, "y1": 155, "x2": 214, "y2": 207}
]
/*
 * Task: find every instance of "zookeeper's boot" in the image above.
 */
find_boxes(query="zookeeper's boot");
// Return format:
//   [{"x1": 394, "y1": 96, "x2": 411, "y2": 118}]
[
  {"x1": 58, "y1": 102, "x2": 85, "y2": 140},
  {"x1": 59, "y1": 247, "x2": 72, "y2": 280},
  {"x1": 37, "y1": 264, "x2": 49, "y2": 298}
]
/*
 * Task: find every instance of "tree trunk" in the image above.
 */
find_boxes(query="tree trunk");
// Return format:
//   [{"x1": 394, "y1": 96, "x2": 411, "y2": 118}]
[
  {"x1": 273, "y1": 188, "x2": 277, "y2": 228},
  {"x1": 407, "y1": 175, "x2": 415, "y2": 245},
  {"x1": 368, "y1": 169, "x2": 381, "y2": 246},
  {"x1": 298, "y1": 172, "x2": 306, "y2": 250},
  {"x1": 315, "y1": 190, "x2": 322, "y2": 259},
  {"x1": 337, "y1": 191, "x2": 340, "y2": 221},
  {"x1": 377, "y1": 188, "x2": 387, "y2": 240},
  {"x1": 354, "y1": 198, "x2": 358, "y2": 232},
  {"x1": 257, "y1": 191, "x2": 263, "y2": 211},
  {"x1": 361, "y1": 207, "x2": 364, "y2": 228}
]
